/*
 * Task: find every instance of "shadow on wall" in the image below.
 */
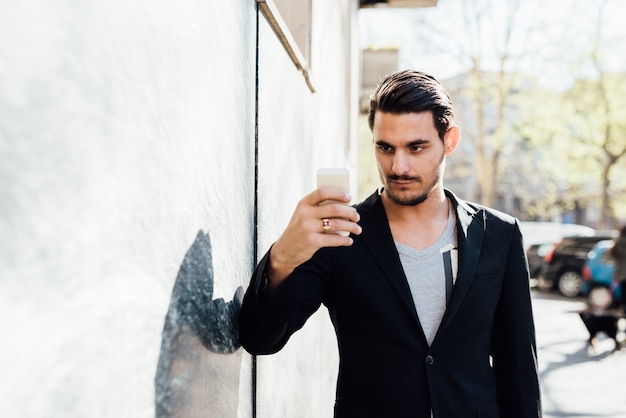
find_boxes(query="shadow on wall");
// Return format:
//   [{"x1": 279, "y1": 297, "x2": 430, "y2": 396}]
[{"x1": 155, "y1": 230, "x2": 244, "y2": 417}]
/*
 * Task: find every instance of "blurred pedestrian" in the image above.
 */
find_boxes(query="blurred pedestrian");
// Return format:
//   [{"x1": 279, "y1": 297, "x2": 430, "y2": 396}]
[
  {"x1": 608, "y1": 225, "x2": 626, "y2": 311},
  {"x1": 239, "y1": 70, "x2": 541, "y2": 417}
]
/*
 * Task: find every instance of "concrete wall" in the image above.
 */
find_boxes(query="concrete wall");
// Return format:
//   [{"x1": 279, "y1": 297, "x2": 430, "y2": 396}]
[{"x1": 0, "y1": 0, "x2": 358, "y2": 417}]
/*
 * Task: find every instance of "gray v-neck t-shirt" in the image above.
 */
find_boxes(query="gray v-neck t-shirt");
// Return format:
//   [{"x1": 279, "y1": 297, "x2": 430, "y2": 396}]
[{"x1": 394, "y1": 207, "x2": 458, "y2": 346}]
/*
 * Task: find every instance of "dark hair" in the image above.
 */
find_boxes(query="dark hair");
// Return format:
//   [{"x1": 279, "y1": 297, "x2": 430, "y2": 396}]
[{"x1": 367, "y1": 70, "x2": 455, "y2": 140}]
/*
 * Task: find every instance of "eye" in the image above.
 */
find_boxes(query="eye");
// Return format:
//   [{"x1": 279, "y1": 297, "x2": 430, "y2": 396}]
[
  {"x1": 409, "y1": 145, "x2": 423, "y2": 152},
  {"x1": 377, "y1": 144, "x2": 392, "y2": 153}
]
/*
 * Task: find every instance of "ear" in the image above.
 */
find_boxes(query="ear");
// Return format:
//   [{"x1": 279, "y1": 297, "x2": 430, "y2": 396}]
[{"x1": 443, "y1": 126, "x2": 460, "y2": 156}]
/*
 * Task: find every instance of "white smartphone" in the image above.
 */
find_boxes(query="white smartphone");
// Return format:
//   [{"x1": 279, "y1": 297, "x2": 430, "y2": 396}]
[{"x1": 316, "y1": 168, "x2": 350, "y2": 236}]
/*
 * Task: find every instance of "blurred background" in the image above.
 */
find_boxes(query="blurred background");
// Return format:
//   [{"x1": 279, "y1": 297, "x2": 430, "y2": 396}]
[{"x1": 358, "y1": 0, "x2": 626, "y2": 231}]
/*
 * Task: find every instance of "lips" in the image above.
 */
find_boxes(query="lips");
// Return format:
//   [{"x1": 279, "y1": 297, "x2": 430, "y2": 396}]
[
  {"x1": 391, "y1": 180, "x2": 412, "y2": 187},
  {"x1": 388, "y1": 176, "x2": 419, "y2": 187}
]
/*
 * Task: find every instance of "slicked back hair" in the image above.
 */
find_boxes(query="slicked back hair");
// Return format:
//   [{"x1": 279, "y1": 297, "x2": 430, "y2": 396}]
[{"x1": 368, "y1": 70, "x2": 455, "y2": 141}]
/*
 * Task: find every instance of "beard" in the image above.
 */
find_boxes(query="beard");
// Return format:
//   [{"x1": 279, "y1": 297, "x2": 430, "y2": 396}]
[{"x1": 379, "y1": 154, "x2": 445, "y2": 207}]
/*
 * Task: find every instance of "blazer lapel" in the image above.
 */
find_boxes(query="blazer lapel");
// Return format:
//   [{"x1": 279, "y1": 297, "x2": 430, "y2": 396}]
[
  {"x1": 356, "y1": 192, "x2": 423, "y2": 329},
  {"x1": 355, "y1": 190, "x2": 486, "y2": 346},
  {"x1": 434, "y1": 191, "x2": 485, "y2": 340}
]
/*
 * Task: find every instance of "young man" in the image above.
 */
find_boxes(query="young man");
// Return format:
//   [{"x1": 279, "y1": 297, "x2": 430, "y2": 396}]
[{"x1": 239, "y1": 70, "x2": 542, "y2": 417}]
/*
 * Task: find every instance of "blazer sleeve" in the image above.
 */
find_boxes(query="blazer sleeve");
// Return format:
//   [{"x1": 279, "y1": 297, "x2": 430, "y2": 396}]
[
  {"x1": 491, "y1": 220, "x2": 542, "y2": 417},
  {"x1": 238, "y1": 248, "x2": 330, "y2": 355}
]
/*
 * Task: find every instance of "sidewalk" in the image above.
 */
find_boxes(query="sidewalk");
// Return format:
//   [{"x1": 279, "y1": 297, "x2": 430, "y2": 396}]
[{"x1": 532, "y1": 290, "x2": 626, "y2": 417}]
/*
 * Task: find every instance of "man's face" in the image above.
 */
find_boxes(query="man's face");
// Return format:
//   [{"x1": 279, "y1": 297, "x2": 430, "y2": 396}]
[{"x1": 373, "y1": 111, "x2": 456, "y2": 207}]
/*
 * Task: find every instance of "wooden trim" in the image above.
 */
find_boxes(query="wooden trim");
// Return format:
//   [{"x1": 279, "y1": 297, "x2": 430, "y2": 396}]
[{"x1": 257, "y1": 0, "x2": 315, "y2": 92}]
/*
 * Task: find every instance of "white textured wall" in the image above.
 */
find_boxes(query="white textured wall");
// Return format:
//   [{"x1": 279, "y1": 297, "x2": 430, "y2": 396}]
[
  {"x1": 0, "y1": 0, "x2": 358, "y2": 416},
  {"x1": 0, "y1": 0, "x2": 256, "y2": 416}
]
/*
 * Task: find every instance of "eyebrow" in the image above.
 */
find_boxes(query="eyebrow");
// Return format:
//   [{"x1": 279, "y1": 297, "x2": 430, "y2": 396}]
[{"x1": 375, "y1": 139, "x2": 430, "y2": 147}]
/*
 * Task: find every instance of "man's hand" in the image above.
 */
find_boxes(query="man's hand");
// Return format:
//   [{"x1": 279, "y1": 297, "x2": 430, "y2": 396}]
[{"x1": 266, "y1": 188, "x2": 362, "y2": 289}]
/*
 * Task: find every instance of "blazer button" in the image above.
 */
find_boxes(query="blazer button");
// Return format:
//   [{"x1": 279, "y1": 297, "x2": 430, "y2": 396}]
[{"x1": 425, "y1": 355, "x2": 434, "y2": 365}]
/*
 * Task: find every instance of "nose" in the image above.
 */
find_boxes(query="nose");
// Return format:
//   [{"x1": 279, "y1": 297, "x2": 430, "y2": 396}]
[{"x1": 392, "y1": 151, "x2": 409, "y2": 175}]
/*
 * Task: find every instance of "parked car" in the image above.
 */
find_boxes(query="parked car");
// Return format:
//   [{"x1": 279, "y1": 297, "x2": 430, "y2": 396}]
[
  {"x1": 520, "y1": 221, "x2": 595, "y2": 247},
  {"x1": 520, "y1": 222, "x2": 595, "y2": 284},
  {"x1": 539, "y1": 233, "x2": 617, "y2": 298},
  {"x1": 527, "y1": 242, "x2": 555, "y2": 279},
  {"x1": 582, "y1": 239, "x2": 622, "y2": 304}
]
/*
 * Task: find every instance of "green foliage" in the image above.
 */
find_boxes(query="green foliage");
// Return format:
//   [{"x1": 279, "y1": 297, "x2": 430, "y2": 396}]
[{"x1": 509, "y1": 71, "x2": 626, "y2": 226}]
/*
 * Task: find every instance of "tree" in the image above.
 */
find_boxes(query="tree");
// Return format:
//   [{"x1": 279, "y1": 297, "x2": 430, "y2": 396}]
[
  {"x1": 359, "y1": 0, "x2": 626, "y2": 223},
  {"x1": 563, "y1": 74, "x2": 626, "y2": 228},
  {"x1": 507, "y1": 0, "x2": 626, "y2": 227},
  {"x1": 558, "y1": 0, "x2": 626, "y2": 228},
  {"x1": 406, "y1": 0, "x2": 562, "y2": 209}
]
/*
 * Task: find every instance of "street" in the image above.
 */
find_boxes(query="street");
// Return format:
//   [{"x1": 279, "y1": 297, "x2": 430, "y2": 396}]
[{"x1": 532, "y1": 289, "x2": 626, "y2": 417}]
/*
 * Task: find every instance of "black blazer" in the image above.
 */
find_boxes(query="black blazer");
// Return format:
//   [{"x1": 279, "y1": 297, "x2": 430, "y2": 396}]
[{"x1": 240, "y1": 190, "x2": 541, "y2": 418}]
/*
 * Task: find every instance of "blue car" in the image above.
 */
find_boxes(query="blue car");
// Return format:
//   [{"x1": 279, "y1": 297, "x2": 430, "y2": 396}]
[{"x1": 582, "y1": 240, "x2": 622, "y2": 304}]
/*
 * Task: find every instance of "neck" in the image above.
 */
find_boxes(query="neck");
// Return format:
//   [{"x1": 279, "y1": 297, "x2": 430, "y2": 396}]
[{"x1": 382, "y1": 188, "x2": 451, "y2": 251}]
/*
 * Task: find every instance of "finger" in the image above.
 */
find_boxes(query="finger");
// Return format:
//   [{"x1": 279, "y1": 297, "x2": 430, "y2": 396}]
[
  {"x1": 326, "y1": 235, "x2": 354, "y2": 247},
  {"x1": 314, "y1": 231, "x2": 354, "y2": 247},
  {"x1": 304, "y1": 188, "x2": 352, "y2": 206},
  {"x1": 316, "y1": 217, "x2": 362, "y2": 236},
  {"x1": 317, "y1": 204, "x2": 360, "y2": 223}
]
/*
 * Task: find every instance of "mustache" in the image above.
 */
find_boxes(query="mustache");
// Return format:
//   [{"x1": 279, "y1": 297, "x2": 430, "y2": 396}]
[{"x1": 387, "y1": 175, "x2": 421, "y2": 182}]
